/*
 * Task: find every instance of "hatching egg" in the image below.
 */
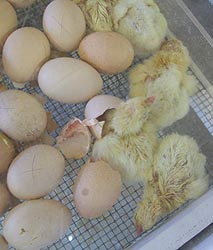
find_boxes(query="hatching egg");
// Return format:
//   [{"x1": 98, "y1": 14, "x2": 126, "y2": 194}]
[
  {"x1": 43, "y1": 0, "x2": 86, "y2": 52},
  {"x1": 38, "y1": 57, "x2": 103, "y2": 104},
  {"x1": 2, "y1": 27, "x2": 50, "y2": 83},
  {"x1": 78, "y1": 31, "x2": 134, "y2": 74},
  {"x1": 7, "y1": 144, "x2": 65, "y2": 200},
  {"x1": 0, "y1": 0, "x2": 17, "y2": 50},
  {"x1": 84, "y1": 94, "x2": 123, "y2": 138},
  {"x1": 85, "y1": 94, "x2": 123, "y2": 119},
  {"x1": 74, "y1": 160, "x2": 122, "y2": 218}
]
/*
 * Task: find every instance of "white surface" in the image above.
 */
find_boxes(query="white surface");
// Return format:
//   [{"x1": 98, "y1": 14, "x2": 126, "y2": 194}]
[{"x1": 127, "y1": 188, "x2": 213, "y2": 250}]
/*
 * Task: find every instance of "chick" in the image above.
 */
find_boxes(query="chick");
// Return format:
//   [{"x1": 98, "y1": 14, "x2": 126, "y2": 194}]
[
  {"x1": 135, "y1": 134, "x2": 209, "y2": 233},
  {"x1": 92, "y1": 96, "x2": 158, "y2": 184},
  {"x1": 73, "y1": 0, "x2": 116, "y2": 32},
  {"x1": 112, "y1": 0, "x2": 168, "y2": 57},
  {"x1": 129, "y1": 39, "x2": 197, "y2": 129},
  {"x1": 74, "y1": 0, "x2": 167, "y2": 57}
]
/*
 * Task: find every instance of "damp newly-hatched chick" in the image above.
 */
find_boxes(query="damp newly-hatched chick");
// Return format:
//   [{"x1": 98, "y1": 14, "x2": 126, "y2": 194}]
[
  {"x1": 129, "y1": 39, "x2": 198, "y2": 129},
  {"x1": 135, "y1": 134, "x2": 209, "y2": 233},
  {"x1": 92, "y1": 96, "x2": 159, "y2": 184}
]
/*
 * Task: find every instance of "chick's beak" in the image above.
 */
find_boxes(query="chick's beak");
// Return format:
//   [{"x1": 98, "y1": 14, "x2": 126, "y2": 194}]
[{"x1": 136, "y1": 224, "x2": 143, "y2": 236}]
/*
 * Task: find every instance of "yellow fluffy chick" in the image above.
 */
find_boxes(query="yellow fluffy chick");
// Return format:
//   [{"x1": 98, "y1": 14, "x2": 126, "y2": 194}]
[
  {"x1": 135, "y1": 134, "x2": 209, "y2": 233},
  {"x1": 92, "y1": 97, "x2": 158, "y2": 184},
  {"x1": 112, "y1": 0, "x2": 167, "y2": 57},
  {"x1": 129, "y1": 39, "x2": 197, "y2": 129},
  {"x1": 73, "y1": 0, "x2": 116, "y2": 32},
  {"x1": 74, "y1": 0, "x2": 167, "y2": 56}
]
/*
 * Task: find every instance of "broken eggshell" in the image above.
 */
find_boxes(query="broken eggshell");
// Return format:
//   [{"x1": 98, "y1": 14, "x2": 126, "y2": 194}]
[
  {"x1": 84, "y1": 94, "x2": 123, "y2": 139},
  {"x1": 56, "y1": 118, "x2": 91, "y2": 159}
]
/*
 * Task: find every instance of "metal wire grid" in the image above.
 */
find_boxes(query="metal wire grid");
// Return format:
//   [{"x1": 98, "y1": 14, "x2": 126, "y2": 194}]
[
  {"x1": 0, "y1": 1, "x2": 212, "y2": 250},
  {"x1": 1, "y1": 65, "x2": 212, "y2": 250}
]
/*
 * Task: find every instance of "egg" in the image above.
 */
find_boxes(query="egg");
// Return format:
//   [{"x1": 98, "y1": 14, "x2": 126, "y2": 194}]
[
  {"x1": 7, "y1": 145, "x2": 65, "y2": 200},
  {"x1": 78, "y1": 31, "x2": 134, "y2": 74},
  {"x1": 2, "y1": 27, "x2": 50, "y2": 83},
  {"x1": 0, "y1": 0, "x2": 17, "y2": 50},
  {"x1": 0, "y1": 90, "x2": 47, "y2": 142},
  {"x1": 56, "y1": 118, "x2": 91, "y2": 159},
  {"x1": 38, "y1": 57, "x2": 103, "y2": 104},
  {"x1": 0, "y1": 132, "x2": 16, "y2": 175},
  {"x1": 3, "y1": 199, "x2": 72, "y2": 250},
  {"x1": 0, "y1": 235, "x2": 8, "y2": 250},
  {"x1": 74, "y1": 160, "x2": 122, "y2": 218},
  {"x1": 0, "y1": 182, "x2": 18, "y2": 217},
  {"x1": 85, "y1": 94, "x2": 123, "y2": 119},
  {"x1": 43, "y1": 0, "x2": 86, "y2": 52},
  {"x1": 84, "y1": 94, "x2": 123, "y2": 138},
  {"x1": 7, "y1": 0, "x2": 36, "y2": 8}
]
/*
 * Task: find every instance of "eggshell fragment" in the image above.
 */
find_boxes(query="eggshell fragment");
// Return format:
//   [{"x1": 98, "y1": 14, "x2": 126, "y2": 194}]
[
  {"x1": 7, "y1": 145, "x2": 65, "y2": 200},
  {"x1": 38, "y1": 57, "x2": 103, "y2": 104},
  {"x1": 7, "y1": 0, "x2": 35, "y2": 8},
  {"x1": 84, "y1": 94, "x2": 123, "y2": 138},
  {"x1": 0, "y1": 0, "x2": 17, "y2": 50},
  {"x1": 3, "y1": 199, "x2": 72, "y2": 250},
  {"x1": 2, "y1": 27, "x2": 50, "y2": 83},
  {"x1": 78, "y1": 31, "x2": 134, "y2": 74},
  {"x1": 0, "y1": 132, "x2": 16, "y2": 175},
  {"x1": 57, "y1": 118, "x2": 91, "y2": 159},
  {"x1": 74, "y1": 160, "x2": 122, "y2": 218},
  {"x1": 0, "y1": 90, "x2": 47, "y2": 142},
  {"x1": 43, "y1": 0, "x2": 86, "y2": 52},
  {"x1": 0, "y1": 235, "x2": 8, "y2": 250}
]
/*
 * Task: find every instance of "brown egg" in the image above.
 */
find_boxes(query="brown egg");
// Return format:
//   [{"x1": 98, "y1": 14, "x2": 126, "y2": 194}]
[
  {"x1": 74, "y1": 160, "x2": 122, "y2": 218},
  {"x1": 0, "y1": 0, "x2": 17, "y2": 50},
  {"x1": 78, "y1": 31, "x2": 134, "y2": 74},
  {"x1": 3, "y1": 199, "x2": 72, "y2": 250},
  {"x1": 43, "y1": 0, "x2": 86, "y2": 52},
  {"x1": 0, "y1": 90, "x2": 47, "y2": 142},
  {"x1": 0, "y1": 182, "x2": 18, "y2": 217},
  {"x1": 7, "y1": 145, "x2": 65, "y2": 200},
  {"x1": 0, "y1": 132, "x2": 16, "y2": 175},
  {"x1": 2, "y1": 27, "x2": 50, "y2": 83},
  {"x1": 0, "y1": 235, "x2": 8, "y2": 250},
  {"x1": 7, "y1": 0, "x2": 35, "y2": 8}
]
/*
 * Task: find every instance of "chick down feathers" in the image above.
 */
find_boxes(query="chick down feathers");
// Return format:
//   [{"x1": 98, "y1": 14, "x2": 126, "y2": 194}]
[
  {"x1": 112, "y1": 0, "x2": 168, "y2": 57},
  {"x1": 135, "y1": 134, "x2": 209, "y2": 232},
  {"x1": 92, "y1": 97, "x2": 158, "y2": 184},
  {"x1": 129, "y1": 39, "x2": 198, "y2": 129}
]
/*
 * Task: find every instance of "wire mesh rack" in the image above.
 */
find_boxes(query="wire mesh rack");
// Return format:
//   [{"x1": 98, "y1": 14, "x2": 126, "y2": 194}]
[{"x1": 0, "y1": 1, "x2": 213, "y2": 250}]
